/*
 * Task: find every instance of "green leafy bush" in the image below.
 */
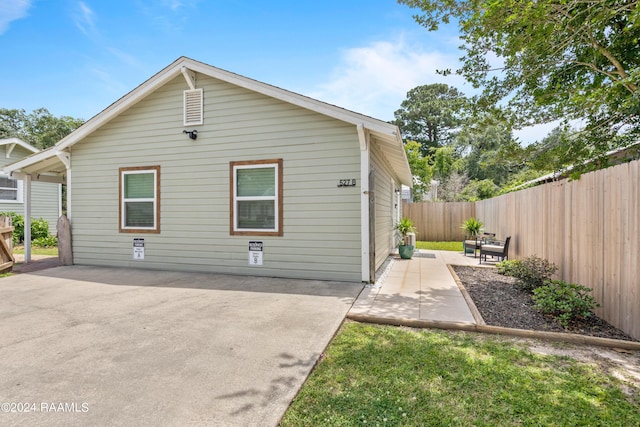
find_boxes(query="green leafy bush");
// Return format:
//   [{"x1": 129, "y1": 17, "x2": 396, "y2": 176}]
[
  {"x1": 31, "y1": 218, "x2": 50, "y2": 240},
  {"x1": 508, "y1": 255, "x2": 558, "y2": 292},
  {"x1": 496, "y1": 259, "x2": 521, "y2": 276},
  {"x1": 533, "y1": 280, "x2": 600, "y2": 328},
  {"x1": 0, "y1": 212, "x2": 24, "y2": 245},
  {"x1": 0, "y1": 212, "x2": 52, "y2": 245},
  {"x1": 32, "y1": 235, "x2": 58, "y2": 247}
]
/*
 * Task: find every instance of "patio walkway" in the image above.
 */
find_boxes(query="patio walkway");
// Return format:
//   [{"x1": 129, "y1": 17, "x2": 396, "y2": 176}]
[{"x1": 349, "y1": 250, "x2": 490, "y2": 324}]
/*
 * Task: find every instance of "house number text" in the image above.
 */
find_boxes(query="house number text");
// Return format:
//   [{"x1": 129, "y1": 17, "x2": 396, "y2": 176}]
[{"x1": 337, "y1": 179, "x2": 356, "y2": 187}]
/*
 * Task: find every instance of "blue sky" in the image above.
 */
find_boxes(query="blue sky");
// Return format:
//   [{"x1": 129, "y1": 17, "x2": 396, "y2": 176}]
[{"x1": 0, "y1": 0, "x2": 548, "y2": 141}]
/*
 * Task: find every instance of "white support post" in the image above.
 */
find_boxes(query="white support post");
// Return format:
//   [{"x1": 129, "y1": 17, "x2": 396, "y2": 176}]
[
  {"x1": 24, "y1": 174, "x2": 32, "y2": 263},
  {"x1": 357, "y1": 124, "x2": 370, "y2": 283}
]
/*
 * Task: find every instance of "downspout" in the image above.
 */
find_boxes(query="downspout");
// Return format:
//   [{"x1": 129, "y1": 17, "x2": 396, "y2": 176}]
[
  {"x1": 56, "y1": 151, "x2": 71, "y2": 220},
  {"x1": 357, "y1": 124, "x2": 370, "y2": 283}
]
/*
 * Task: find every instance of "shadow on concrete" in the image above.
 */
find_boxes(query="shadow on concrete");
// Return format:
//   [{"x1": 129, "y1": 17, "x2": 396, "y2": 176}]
[
  {"x1": 12, "y1": 256, "x2": 61, "y2": 274},
  {"x1": 21, "y1": 265, "x2": 363, "y2": 301}
]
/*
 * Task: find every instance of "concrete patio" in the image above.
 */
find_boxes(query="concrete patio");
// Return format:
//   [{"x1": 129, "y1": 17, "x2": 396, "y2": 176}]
[{"x1": 349, "y1": 249, "x2": 490, "y2": 324}]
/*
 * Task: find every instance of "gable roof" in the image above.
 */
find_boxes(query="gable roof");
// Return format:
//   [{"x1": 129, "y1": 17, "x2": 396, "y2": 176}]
[
  {"x1": 4, "y1": 57, "x2": 412, "y2": 185},
  {"x1": 0, "y1": 137, "x2": 39, "y2": 155}
]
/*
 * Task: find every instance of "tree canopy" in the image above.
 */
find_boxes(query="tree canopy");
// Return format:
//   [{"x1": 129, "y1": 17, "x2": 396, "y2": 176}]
[
  {"x1": 398, "y1": 0, "x2": 640, "y2": 166},
  {"x1": 396, "y1": 82, "x2": 530, "y2": 201},
  {"x1": 393, "y1": 83, "x2": 468, "y2": 155},
  {"x1": 0, "y1": 108, "x2": 84, "y2": 149}
]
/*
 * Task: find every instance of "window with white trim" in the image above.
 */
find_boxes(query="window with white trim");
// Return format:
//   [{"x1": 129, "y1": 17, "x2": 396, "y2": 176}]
[
  {"x1": 119, "y1": 166, "x2": 160, "y2": 233},
  {"x1": 0, "y1": 175, "x2": 22, "y2": 203},
  {"x1": 230, "y1": 159, "x2": 283, "y2": 236}
]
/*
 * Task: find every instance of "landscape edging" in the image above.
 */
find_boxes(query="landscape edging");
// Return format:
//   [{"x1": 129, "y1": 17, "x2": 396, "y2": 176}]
[{"x1": 346, "y1": 314, "x2": 640, "y2": 351}]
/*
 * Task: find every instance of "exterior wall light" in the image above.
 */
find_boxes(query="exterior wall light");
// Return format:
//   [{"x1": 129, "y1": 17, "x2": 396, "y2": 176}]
[{"x1": 183, "y1": 129, "x2": 198, "y2": 140}]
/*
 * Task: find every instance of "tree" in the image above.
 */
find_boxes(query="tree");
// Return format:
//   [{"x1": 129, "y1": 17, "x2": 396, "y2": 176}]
[
  {"x1": 404, "y1": 140, "x2": 433, "y2": 201},
  {"x1": 432, "y1": 145, "x2": 459, "y2": 180},
  {"x1": 459, "y1": 179, "x2": 498, "y2": 201},
  {"x1": 399, "y1": 0, "x2": 640, "y2": 165},
  {"x1": 454, "y1": 116, "x2": 524, "y2": 186},
  {"x1": 0, "y1": 108, "x2": 84, "y2": 149},
  {"x1": 393, "y1": 83, "x2": 468, "y2": 156},
  {"x1": 437, "y1": 170, "x2": 468, "y2": 201}
]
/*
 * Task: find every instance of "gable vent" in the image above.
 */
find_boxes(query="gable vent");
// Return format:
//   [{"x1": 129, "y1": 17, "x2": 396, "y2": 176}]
[{"x1": 184, "y1": 88, "x2": 203, "y2": 126}]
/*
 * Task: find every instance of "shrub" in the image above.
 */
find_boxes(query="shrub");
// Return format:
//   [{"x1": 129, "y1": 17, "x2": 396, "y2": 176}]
[
  {"x1": 0, "y1": 212, "x2": 24, "y2": 245},
  {"x1": 32, "y1": 235, "x2": 58, "y2": 247},
  {"x1": 0, "y1": 212, "x2": 52, "y2": 245},
  {"x1": 509, "y1": 255, "x2": 558, "y2": 292},
  {"x1": 496, "y1": 259, "x2": 521, "y2": 276},
  {"x1": 533, "y1": 280, "x2": 600, "y2": 328},
  {"x1": 31, "y1": 218, "x2": 50, "y2": 240}
]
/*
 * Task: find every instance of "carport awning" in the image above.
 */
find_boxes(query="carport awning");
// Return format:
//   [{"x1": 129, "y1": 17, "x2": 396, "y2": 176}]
[{"x1": 3, "y1": 147, "x2": 67, "y2": 183}]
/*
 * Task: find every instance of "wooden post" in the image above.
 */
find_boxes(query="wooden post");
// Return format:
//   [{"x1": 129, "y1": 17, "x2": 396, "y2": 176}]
[{"x1": 57, "y1": 215, "x2": 73, "y2": 266}]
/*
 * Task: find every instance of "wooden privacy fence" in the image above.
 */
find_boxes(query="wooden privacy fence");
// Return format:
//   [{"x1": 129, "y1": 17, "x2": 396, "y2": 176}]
[
  {"x1": 401, "y1": 159, "x2": 640, "y2": 340},
  {"x1": 476, "y1": 159, "x2": 640, "y2": 340},
  {"x1": 0, "y1": 215, "x2": 14, "y2": 273},
  {"x1": 402, "y1": 202, "x2": 475, "y2": 241}
]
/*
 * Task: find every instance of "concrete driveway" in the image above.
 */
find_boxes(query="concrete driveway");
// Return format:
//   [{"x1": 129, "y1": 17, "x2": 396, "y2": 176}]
[{"x1": 0, "y1": 266, "x2": 362, "y2": 426}]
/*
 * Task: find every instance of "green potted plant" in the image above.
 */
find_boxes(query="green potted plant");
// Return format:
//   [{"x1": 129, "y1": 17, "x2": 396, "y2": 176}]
[
  {"x1": 396, "y1": 217, "x2": 417, "y2": 259},
  {"x1": 461, "y1": 217, "x2": 483, "y2": 238},
  {"x1": 461, "y1": 217, "x2": 483, "y2": 255}
]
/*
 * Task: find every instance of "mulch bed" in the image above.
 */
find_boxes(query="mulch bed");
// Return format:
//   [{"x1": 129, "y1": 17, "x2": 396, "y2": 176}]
[{"x1": 452, "y1": 265, "x2": 638, "y2": 342}]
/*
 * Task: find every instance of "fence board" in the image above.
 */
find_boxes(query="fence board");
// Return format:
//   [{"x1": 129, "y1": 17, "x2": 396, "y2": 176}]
[
  {"x1": 402, "y1": 202, "x2": 475, "y2": 241},
  {"x1": 0, "y1": 215, "x2": 14, "y2": 273},
  {"x1": 403, "y1": 158, "x2": 640, "y2": 340}
]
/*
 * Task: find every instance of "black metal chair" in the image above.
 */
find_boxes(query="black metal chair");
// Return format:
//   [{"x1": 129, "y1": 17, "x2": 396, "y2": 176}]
[
  {"x1": 463, "y1": 236, "x2": 481, "y2": 258},
  {"x1": 464, "y1": 233, "x2": 496, "y2": 258},
  {"x1": 479, "y1": 236, "x2": 511, "y2": 264}
]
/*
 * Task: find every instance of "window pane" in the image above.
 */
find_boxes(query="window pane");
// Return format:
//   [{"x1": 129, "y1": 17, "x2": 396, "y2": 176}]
[
  {"x1": 0, "y1": 177, "x2": 17, "y2": 189},
  {"x1": 125, "y1": 173, "x2": 154, "y2": 198},
  {"x1": 237, "y1": 168, "x2": 275, "y2": 197},
  {"x1": 237, "y1": 200, "x2": 275, "y2": 229},
  {"x1": 0, "y1": 189, "x2": 17, "y2": 200},
  {"x1": 125, "y1": 201, "x2": 154, "y2": 227}
]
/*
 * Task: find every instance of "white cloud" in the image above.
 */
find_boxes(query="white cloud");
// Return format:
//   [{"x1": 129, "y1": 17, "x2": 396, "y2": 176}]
[
  {"x1": 0, "y1": 0, "x2": 31, "y2": 35},
  {"x1": 161, "y1": 0, "x2": 200, "y2": 12},
  {"x1": 308, "y1": 36, "x2": 471, "y2": 121},
  {"x1": 74, "y1": 1, "x2": 97, "y2": 37}
]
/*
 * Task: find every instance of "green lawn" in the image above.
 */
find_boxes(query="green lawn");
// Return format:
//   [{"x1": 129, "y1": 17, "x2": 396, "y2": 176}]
[
  {"x1": 13, "y1": 245, "x2": 58, "y2": 256},
  {"x1": 416, "y1": 241, "x2": 462, "y2": 251},
  {"x1": 282, "y1": 322, "x2": 640, "y2": 426}
]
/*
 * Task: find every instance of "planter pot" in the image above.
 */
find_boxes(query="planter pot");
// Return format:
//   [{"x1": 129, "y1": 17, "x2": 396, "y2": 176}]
[{"x1": 398, "y1": 245, "x2": 415, "y2": 259}]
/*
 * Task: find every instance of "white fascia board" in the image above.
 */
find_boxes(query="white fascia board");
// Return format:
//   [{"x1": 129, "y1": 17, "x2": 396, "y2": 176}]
[
  {"x1": 183, "y1": 59, "x2": 398, "y2": 136},
  {"x1": 56, "y1": 66, "x2": 184, "y2": 152},
  {"x1": 8, "y1": 56, "x2": 405, "y2": 179},
  {"x1": 0, "y1": 138, "x2": 39, "y2": 154},
  {"x1": 38, "y1": 56, "x2": 400, "y2": 154},
  {"x1": 370, "y1": 131, "x2": 412, "y2": 186},
  {"x1": 3, "y1": 147, "x2": 57, "y2": 175}
]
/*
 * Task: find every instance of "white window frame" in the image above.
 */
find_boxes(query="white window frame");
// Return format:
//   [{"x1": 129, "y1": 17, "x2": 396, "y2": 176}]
[
  {"x1": 230, "y1": 159, "x2": 283, "y2": 236},
  {"x1": 0, "y1": 174, "x2": 23, "y2": 203},
  {"x1": 119, "y1": 166, "x2": 160, "y2": 233}
]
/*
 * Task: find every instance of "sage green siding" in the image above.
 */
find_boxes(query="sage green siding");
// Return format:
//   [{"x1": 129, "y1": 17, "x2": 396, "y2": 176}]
[
  {"x1": 70, "y1": 74, "x2": 362, "y2": 281},
  {"x1": 0, "y1": 145, "x2": 60, "y2": 235},
  {"x1": 371, "y1": 140, "x2": 400, "y2": 271}
]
